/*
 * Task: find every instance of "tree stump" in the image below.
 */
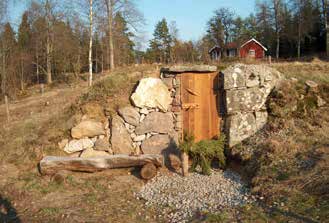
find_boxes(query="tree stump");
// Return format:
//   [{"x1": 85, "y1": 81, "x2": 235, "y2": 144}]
[{"x1": 140, "y1": 163, "x2": 157, "y2": 180}]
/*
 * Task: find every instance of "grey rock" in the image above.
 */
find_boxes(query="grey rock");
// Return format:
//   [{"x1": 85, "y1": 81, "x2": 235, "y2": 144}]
[
  {"x1": 226, "y1": 113, "x2": 256, "y2": 148},
  {"x1": 317, "y1": 96, "x2": 326, "y2": 107},
  {"x1": 305, "y1": 80, "x2": 318, "y2": 89},
  {"x1": 80, "y1": 148, "x2": 111, "y2": 158},
  {"x1": 133, "y1": 134, "x2": 146, "y2": 142},
  {"x1": 140, "y1": 108, "x2": 149, "y2": 115},
  {"x1": 141, "y1": 135, "x2": 171, "y2": 155},
  {"x1": 162, "y1": 77, "x2": 173, "y2": 89},
  {"x1": 58, "y1": 139, "x2": 69, "y2": 150},
  {"x1": 131, "y1": 78, "x2": 172, "y2": 112},
  {"x1": 135, "y1": 112, "x2": 174, "y2": 135},
  {"x1": 111, "y1": 116, "x2": 134, "y2": 155},
  {"x1": 64, "y1": 138, "x2": 94, "y2": 154},
  {"x1": 140, "y1": 114, "x2": 146, "y2": 122},
  {"x1": 94, "y1": 138, "x2": 110, "y2": 151},
  {"x1": 118, "y1": 106, "x2": 140, "y2": 126},
  {"x1": 226, "y1": 88, "x2": 267, "y2": 114},
  {"x1": 71, "y1": 121, "x2": 105, "y2": 139},
  {"x1": 161, "y1": 65, "x2": 217, "y2": 73}
]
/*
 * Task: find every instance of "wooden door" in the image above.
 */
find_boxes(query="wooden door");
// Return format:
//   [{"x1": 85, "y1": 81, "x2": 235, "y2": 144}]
[{"x1": 181, "y1": 72, "x2": 220, "y2": 142}]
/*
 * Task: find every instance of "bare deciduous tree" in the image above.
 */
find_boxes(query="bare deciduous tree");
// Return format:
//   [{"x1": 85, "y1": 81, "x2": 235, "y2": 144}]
[
  {"x1": 271, "y1": 0, "x2": 283, "y2": 59},
  {"x1": 101, "y1": 0, "x2": 143, "y2": 70},
  {"x1": 0, "y1": 0, "x2": 8, "y2": 95},
  {"x1": 88, "y1": 0, "x2": 93, "y2": 86}
]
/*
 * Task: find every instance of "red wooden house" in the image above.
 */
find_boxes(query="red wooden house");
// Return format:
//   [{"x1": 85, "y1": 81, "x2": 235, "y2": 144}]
[
  {"x1": 209, "y1": 38, "x2": 267, "y2": 61},
  {"x1": 239, "y1": 38, "x2": 267, "y2": 59}
]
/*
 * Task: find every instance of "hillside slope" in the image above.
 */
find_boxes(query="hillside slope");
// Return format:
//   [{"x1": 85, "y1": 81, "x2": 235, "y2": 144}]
[{"x1": 0, "y1": 62, "x2": 328, "y2": 222}]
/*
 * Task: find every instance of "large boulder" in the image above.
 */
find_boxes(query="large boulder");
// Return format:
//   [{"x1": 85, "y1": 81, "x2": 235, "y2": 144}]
[
  {"x1": 94, "y1": 138, "x2": 110, "y2": 151},
  {"x1": 222, "y1": 64, "x2": 282, "y2": 147},
  {"x1": 64, "y1": 138, "x2": 94, "y2": 154},
  {"x1": 131, "y1": 78, "x2": 172, "y2": 112},
  {"x1": 226, "y1": 88, "x2": 267, "y2": 114},
  {"x1": 110, "y1": 116, "x2": 134, "y2": 155},
  {"x1": 226, "y1": 111, "x2": 268, "y2": 147},
  {"x1": 223, "y1": 64, "x2": 281, "y2": 90},
  {"x1": 80, "y1": 148, "x2": 111, "y2": 158},
  {"x1": 135, "y1": 112, "x2": 174, "y2": 135},
  {"x1": 71, "y1": 121, "x2": 105, "y2": 139},
  {"x1": 118, "y1": 106, "x2": 140, "y2": 126},
  {"x1": 141, "y1": 134, "x2": 171, "y2": 155}
]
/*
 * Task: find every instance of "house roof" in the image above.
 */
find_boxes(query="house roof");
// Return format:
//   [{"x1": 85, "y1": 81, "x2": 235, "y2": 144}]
[
  {"x1": 208, "y1": 45, "x2": 220, "y2": 53},
  {"x1": 240, "y1": 38, "x2": 268, "y2": 51},
  {"x1": 225, "y1": 42, "x2": 238, "y2": 49},
  {"x1": 209, "y1": 42, "x2": 239, "y2": 53}
]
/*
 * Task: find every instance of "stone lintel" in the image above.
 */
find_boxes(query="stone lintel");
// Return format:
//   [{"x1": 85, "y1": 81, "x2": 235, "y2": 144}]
[{"x1": 161, "y1": 65, "x2": 217, "y2": 74}]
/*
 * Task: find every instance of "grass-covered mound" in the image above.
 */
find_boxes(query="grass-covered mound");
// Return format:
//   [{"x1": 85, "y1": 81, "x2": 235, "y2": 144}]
[{"x1": 227, "y1": 78, "x2": 329, "y2": 222}]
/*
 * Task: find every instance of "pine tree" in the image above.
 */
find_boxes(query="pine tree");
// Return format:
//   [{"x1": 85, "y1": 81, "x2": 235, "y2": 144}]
[
  {"x1": 150, "y1": 18, "x2": 172, "y2": 63},
  {"x1": 113, "y1": 13, "x2": 135, "y2": 66},
  {"x1": 18, "y1": 11, "x2": 32, "y2": 90},
  {"x1": 1, "y1": 23, "x2": 17, "y2": 95}
]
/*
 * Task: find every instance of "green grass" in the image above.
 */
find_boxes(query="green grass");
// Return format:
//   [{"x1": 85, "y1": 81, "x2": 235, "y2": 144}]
[
  {"x1": 39, "y1": 207, "x2": 61, "y2": 216},
  {"x1": 273, "y1": 62, "x2": 329, "y2": 85}
]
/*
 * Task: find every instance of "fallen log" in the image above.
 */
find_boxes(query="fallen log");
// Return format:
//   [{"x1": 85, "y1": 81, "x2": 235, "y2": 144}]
[
  {"x1": 39, "y1": 154, "x2": 163, "y2": 175},
  {"x1": 140, "y1": 163, "x2": 157, "y2": 180}
]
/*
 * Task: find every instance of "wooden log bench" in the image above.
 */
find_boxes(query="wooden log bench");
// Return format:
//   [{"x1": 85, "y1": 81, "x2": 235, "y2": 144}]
[{"x1": 39, "y1": 154, "x2": 163, "y2": 179}]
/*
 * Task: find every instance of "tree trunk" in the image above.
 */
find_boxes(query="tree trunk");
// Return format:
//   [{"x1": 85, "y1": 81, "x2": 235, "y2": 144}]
[
  {"x1": 273, "y1": 0, "x2": 281, "y2": 59},
  {"x1": 39, "y1": 155, "x2": 164, "y2": 175},
  {"x1": 297, "y1": 14, "x2": 301, "y2": 59},
  {"x1": 101, "y1": 52, "x2": 104, "y2": 74},
  {"x1": 276, "y1": 33, "x2": 280, "y2": 59},
  {"x1": 107, "y1": 0, "x2": 115, "y2": 70},
  {"x1": 36, "y1": 45, "x2": 40, "y2": 84},
  {"x1": 20, "y1": 58, "x2": 24, "y2": 91},
  {"x1": 1, "y1": 52, "x2": 6, "y2": 95},
  {"x1": 297, "y1": 4, "x2": 302, "y2": 59},
  {"x1": 297, "y1": 39, "x2": 301, "y2": 59},
  {"x1": 323, "y1": 0, "x2": 329, "y2": 57},
  {"x1": 45, "y1": 0, "x2": 52, "y2": 84},
  {"x1": 88, "y1": 0, "x2": 93, "y2": 87}
]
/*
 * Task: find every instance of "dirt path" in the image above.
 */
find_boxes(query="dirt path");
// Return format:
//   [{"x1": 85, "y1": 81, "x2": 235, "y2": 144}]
[{"x1": 0, "y1": 84, "x2": 88, "y2": 128}]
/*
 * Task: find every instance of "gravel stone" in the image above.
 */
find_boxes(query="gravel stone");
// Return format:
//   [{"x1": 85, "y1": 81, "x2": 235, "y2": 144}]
[{"x1": 135, "y1": 170, "x2": 252, "y2": 223}]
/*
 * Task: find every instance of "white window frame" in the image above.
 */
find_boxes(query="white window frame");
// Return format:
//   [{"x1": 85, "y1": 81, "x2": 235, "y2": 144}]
[{"x1": 249, "y1": 49, "x2": 256, "y2": 57}]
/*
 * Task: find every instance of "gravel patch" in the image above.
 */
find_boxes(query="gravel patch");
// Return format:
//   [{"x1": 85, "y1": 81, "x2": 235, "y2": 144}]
[{"x1": 135, "y1": 170, "x2": 254, "y2": 222}]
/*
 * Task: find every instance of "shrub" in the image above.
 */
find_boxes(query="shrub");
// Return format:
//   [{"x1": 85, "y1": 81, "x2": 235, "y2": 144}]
[{"x1": 179, "y1": 134, "x2": 226, "y2": 175}]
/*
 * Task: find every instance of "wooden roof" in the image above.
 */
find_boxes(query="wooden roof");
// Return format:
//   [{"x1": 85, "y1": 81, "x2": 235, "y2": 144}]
[{"x1": 240, "y1": 38, "x2": 268, "y2": 51}]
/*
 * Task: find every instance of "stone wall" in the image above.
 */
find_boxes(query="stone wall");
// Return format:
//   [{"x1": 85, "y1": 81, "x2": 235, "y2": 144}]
[
  {"x1": 60, "y1": 76, "x2": 180, "y2": 159},
  {"x1": 59, "y1": 64, "x2": 281, "y2": 158},
  {"x1": 222, "y1": 64, "x2": 282, "y2": 147}
]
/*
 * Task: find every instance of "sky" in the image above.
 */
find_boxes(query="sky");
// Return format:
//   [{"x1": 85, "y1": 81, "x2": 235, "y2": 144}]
[
  {"x1": 9, "y1": 0, "x2": 255, "y2": 47},
  {"x1": 138, "y1": 0, "x2": 255, "y2": 43}
]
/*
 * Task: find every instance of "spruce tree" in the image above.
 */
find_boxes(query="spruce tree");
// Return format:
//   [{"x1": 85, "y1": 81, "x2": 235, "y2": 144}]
[
  {"x1": 18, "y1": 11, "x2": 32, "y2": 90},
  {"x1": 1, "y1": 23, "x2": 16, "y2": 95},
  {"x1": 150, "y1": 18, "x2": 172, "y2": 63}
]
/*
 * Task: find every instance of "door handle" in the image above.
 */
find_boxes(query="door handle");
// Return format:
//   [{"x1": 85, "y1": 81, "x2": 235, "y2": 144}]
[{"x1": 185, "y1": 88, "x2": 200, "y2": 96}]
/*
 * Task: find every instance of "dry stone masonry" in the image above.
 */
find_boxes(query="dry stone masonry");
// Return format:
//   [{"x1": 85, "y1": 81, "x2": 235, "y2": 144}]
[
  {"x1": 60, "y1": 75, "x2": 179, "y2": 159},
  {"x1": 222, "y1": 64, "x2": 282, "y2": 147},
  {"x1": 59, "y1": 64, "x2": 281, "y2": 161}
]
